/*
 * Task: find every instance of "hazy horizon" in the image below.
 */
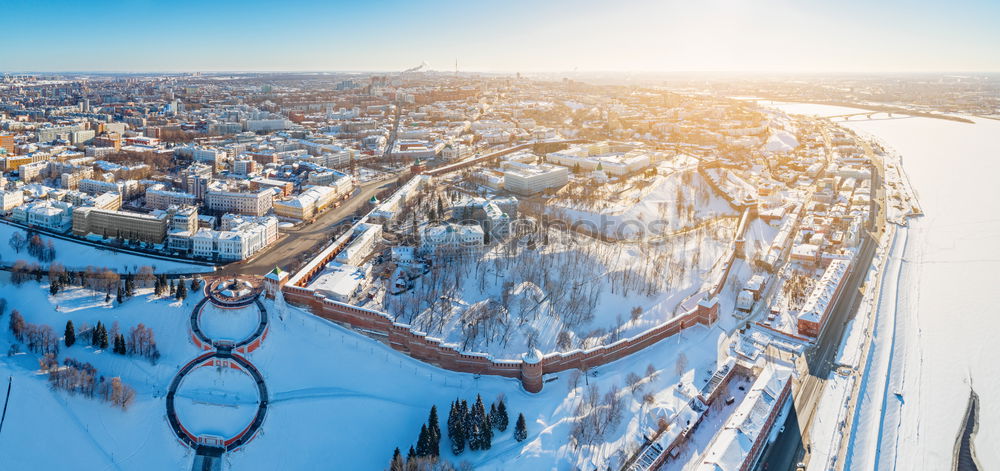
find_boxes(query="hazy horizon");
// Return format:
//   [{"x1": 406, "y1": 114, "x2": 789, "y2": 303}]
[{"x1": 2, "y1": 0, "x2": 998, "y2": 74}]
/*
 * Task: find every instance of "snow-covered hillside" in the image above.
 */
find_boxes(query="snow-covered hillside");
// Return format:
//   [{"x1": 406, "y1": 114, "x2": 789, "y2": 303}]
[
  {"x1": 0, "y1": 276, "x2": 734, "y2": 470},
  {"x1": 0, "y1": 223, "x2": 215, "y2": 274}
]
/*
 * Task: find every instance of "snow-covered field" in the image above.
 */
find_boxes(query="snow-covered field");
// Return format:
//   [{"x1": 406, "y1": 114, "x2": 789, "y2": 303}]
[
  {"x1": 770, "y1": 102, "x2": 1000, "y2": 470},
  {"x1": 0, "y1": 222, "x2": 215, "y2": 274},
  {"x1": 0, "y1": 273, "x2": 735, "y2": 470},
  {"x1": 0, "y1": 279, "x2": 201, "y2": 469}
]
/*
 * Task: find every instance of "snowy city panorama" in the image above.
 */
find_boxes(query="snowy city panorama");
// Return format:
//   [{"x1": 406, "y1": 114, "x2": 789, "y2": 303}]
[{"x1": 0, "y1": 3, "x2": 998, "y2": 471}]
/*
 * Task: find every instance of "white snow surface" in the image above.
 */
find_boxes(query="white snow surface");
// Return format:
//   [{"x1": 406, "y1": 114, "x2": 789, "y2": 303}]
[
  {"x1": 0, "y1": 274, "x2": 735, "y2": 470},
  {"x1": 764, "y1": 129, "x2": 799, "y2": 153},
  {"x1": 198, "y1": 303, "x2": 261, "y2": 344},
  {"x1": 771, "y1": 102, "x2": 1000, "y2": 470},
  {"x1": 173, "y1": 364, "x2": 260, "y2": 439},
  {"x1": 0, "y1": 223, "x2": 215, "y2": 274}
]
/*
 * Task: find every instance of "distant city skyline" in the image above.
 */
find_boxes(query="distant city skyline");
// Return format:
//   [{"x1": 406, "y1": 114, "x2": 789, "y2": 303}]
[{"x1": 2, "y1": 0, "x2": 999, "y2": 73}]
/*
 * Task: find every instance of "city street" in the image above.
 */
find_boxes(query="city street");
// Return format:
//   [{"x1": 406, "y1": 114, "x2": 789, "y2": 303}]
[{"x1": 214, "y1": 176, "x2": 400, "y2": 277}]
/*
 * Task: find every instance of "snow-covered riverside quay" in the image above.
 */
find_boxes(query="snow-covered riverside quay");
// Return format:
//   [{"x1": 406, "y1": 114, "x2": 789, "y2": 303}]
[{"x1": 764, "y1": 101, "x2": 1000, "y2": 470}]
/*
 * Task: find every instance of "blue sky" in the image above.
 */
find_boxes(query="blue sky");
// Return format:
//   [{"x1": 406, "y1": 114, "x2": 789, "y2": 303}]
[{"x1": 1, "y1": 0, "x2": 998, "y2": 72}]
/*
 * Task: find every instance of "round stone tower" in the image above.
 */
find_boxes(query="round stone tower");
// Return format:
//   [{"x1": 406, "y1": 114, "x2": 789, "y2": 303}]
[{"x1": 520, "y1": 348, "x2": 544, "y2": 393}]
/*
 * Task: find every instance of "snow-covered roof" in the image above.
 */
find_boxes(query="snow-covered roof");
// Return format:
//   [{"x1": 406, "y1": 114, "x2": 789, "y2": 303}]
[
  {"x1": 797, "y1": 259, "x2": 850, "y2": 324},
  {"x1": 696, "y1": 366, "x2": 791, "y2": 471}
]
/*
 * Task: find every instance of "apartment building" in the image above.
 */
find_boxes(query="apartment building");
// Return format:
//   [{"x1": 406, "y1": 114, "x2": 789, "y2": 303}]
[
  {"x1": 14, "y1": 201, "x2": 74, "y2": 231},
  {"x1": 0, "y1": 190, "x2": 24, "y2": 212},
  {"x1": 796, "y1": 258, "x2": 851, "y2": 337},
  {"x1": 272, "y1": 185, "x2": 338, "y2": 220},
  {"x1": 177, "y1": 146, "x2": 226, "y2": 166},
  {"x1": 166, "y1": 206, "x2": 199, "y2": 253},
  {"x1": 546, "y1": 142, "x2": 652, "y2": 176},
  {"x1": 189, "y1": 214, "x2": 278, "y2": 261},
  {"x1": 146, "y1": 188, "x2": 198, "y2": 210},
  {"x1": 78, "y1": 178, "x2": 132, "y2": 197},
  {"x1": 501, "y1": 161, "x2": 569, "y2": 195},
  {"x1": 72, "y1": 207, "x2": 168, "y2": 244},
  {"x1": 205, "y1": 189, "x2": 273, "y2": 216},
  {"x1": 59, "y1": 168, "x2": 95, "y2": 189},
  {"x1": 0, "y1": 134, "x2": 15, "y2": 155},
  {"x1": 249, "y1": 177, "x2": 294, "y2": 197},
  {"x1": 19, "y1": 161, "x2": 49, "y2": 182},
  {"x1": 334, "y1": 223, "x2": 383, "y2": 265}
]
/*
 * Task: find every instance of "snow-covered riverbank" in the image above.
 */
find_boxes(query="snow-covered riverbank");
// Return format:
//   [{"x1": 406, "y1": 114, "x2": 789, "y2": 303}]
[{"x1": 767, "y1": 101, "x2": 1000, "y2": 470}]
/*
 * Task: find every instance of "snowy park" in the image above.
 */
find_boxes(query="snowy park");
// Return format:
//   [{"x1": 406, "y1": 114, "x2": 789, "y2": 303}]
[{"x1": 0, "y1": 272, "x2": 735, "y2": 470}]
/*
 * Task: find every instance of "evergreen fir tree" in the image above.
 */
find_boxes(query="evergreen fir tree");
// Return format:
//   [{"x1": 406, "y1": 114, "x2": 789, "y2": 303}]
[
  {"x1": 427, "y1": 405, "x2": 441, "y2": 457},
  {"x1": 64, "y1": 320, "x2": 75, "y2": 347},
  {"x1": 514, "y1": 413, "x2": 527, "y2": 442},
  {"x1": 169, "y1": 280, "x2": 176, "y2": 296},
  {"x1": 92, "y1": 321, "x2": 103, "y2": 346},
  {"x1": 98, "y1": 323, "x2": 109, "y2": 349},
  {"x1": 104, "y1": 291, "x2": 111, "y2": 303},
  {"x1": 467, "y1": 395, "x2": 490, "y2": 451},
  {"x1": 190, "y1": 277, "x2": 201, "y2": 291},
  {"x1": 176, "y1": 278, "x2": 188, "y2": 300},
  {"x1": 407, "y1": 446, "x2": 416, "y2": 459},
  {"x1": 390, "y1": 448, "x2": 404, "y2": 471},
  {"x1": 154, "y1": 277, "x2": 162, "y2": 296},
  {"x1": 125, "y1": 274, "x2": 135, "y2": 297},
  {"x1": 415, "y1": 423, "x2": 430, "y2": 457},
  {"x1": 489, "y1": 403, "x2": 498, "y2": 429},
  {"x1": 50, "y1": 279, "x2": 60, "y2": 295},
  {"x1": 117, "y1": 287, "x2": 124, "y2": 304},
  {"x1": 479, "y1": 397, "x2": 492, "y2": 450},
  {"x1": 461, "y1": 399, "x2": 476, "y2": 450},
  {"x1": 448, "y1": 400, "x2": 465, "y2": 455},
  {"x1": 495, "y1": 398, "x2": 509, "y2": 432}
]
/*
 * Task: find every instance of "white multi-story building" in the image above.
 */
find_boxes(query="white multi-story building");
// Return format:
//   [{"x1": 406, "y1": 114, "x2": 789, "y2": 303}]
[
  {"x1": 370, "y1": 175, "x2": 429, "y2": 221},
  {"x1": 189, "y1": 214, "x2": 278, "y2": 261},
  {"x1": 273, "y1": 185, "x2": 340, "y2": 220},
  {"x1": 59, "y1": 168, "x2": 94, "y2": 190},
  {"x1": 166, "y1": 206, "x2": 199, "y2": 253},
  {"x1": 481, "y1": 201, "x2": 511, "y2": 238},
  {"x1": 0, "y1": 190, "x2": 24, "y2": 212},
  {"x1": 335, "y1": 223, "x2": 383, "y2": 265},
  {"x1": 18, "y1": 161, "x2": 49, "y2": 182},
  {"x1": 177, "y1": 146, "x2": 226, "y2": 166},
  {"x1": 232, "y1": 158, "x2": 256, "y2": 176},
  {"x1": 14, "y1": 201, "x2": 74, "y2": 231},
  {"x1": 501, "y1": 161, "x2": 569, "y2": 195},
  {"x1": 78, "y1": 178, "x2": 139, "y2": 198},
  {"x1": 146, "y1": 188, "x2": 198, "y2": 210},
  {"x1": 205, "y1": 189, "x2": 273, "y2": 217},
  {"x1": 246, "y1": 119, "x2": 291, "y2": 132},
  {"x1": 546, "y1": 142, "x2": 652, "y2": 176},
  {"x1": 306, "y1": 169, "x2": 353, "y2": 191},
  {"x1": 419, "y1": 223, "x2": 484, "y2": 260}
]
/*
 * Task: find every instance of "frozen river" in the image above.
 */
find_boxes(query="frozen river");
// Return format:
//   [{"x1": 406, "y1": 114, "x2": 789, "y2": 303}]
[{"x1": 767, "y1": 101, "x2": 1000, "y2": 470}]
